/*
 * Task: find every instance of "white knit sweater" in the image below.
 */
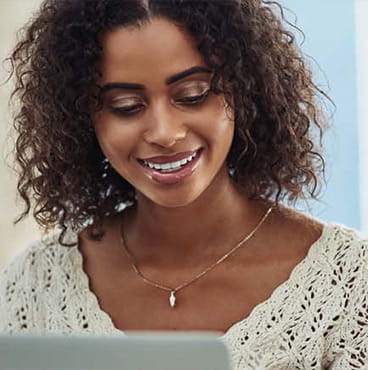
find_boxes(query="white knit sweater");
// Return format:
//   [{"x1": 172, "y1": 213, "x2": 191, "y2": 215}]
[{"x1": 1, "y1": 222, "x2": 368, "y2": 369}]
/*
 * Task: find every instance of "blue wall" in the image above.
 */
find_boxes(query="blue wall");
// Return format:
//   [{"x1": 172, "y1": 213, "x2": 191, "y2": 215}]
[{"x1": 281, "y1": 0, "x2": 360, "y2": 228}]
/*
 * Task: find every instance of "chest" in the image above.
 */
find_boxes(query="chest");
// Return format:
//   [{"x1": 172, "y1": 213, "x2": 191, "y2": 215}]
[{"x1": 81, "y1": 253, "x2": 300, "y2": 334}]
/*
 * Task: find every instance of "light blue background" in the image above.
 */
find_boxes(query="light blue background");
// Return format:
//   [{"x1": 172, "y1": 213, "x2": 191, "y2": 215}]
[{"x1": 281, "y1": 0, "x2": 359, "y2": 229}]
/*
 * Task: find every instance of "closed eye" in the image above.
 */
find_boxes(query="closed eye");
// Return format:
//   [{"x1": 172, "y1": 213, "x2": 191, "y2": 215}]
[
  {"x1": 176, "y1": 90, "x2": 210, "y2": 104},
  {"x1": 109, "y1": 90, "x2": 210, "y2": 116},
  {"x1": 110, "y1": 104, "x2": 145, "y2": 115}
]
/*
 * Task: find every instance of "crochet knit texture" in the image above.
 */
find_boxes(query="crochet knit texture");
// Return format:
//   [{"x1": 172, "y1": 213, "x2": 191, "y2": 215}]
[{"x1": 1, "y1": 222, "x2": 368, "y2": 369}]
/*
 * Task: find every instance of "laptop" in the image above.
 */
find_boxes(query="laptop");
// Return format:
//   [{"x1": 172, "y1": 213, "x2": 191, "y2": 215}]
[{"x1": 0, "y1": 331, "x2": 232, "y2": 370}]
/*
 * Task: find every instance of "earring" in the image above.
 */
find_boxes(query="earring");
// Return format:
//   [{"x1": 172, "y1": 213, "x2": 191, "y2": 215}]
[{"x1": 101, "y1": 157, "x2": 110, "y2": 179}]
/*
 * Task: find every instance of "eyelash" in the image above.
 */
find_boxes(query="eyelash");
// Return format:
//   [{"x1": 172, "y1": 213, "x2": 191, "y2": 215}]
[{"x1": 109, "y1": 90, "x2": 210, "y2": 116}]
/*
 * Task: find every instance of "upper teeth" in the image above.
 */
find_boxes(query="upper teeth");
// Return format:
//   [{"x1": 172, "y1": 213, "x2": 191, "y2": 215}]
[{"x1": 143, "y1": 151, "x2": 198, "y2": 170}]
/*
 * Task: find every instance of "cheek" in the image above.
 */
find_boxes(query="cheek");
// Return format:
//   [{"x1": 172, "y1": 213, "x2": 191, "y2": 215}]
[
  {"x1": 92, "y1": 111, "x2": 138, "y2": 162},
  {"x1": 198, "y1": 98, "x2": 235, "y2": 144}
]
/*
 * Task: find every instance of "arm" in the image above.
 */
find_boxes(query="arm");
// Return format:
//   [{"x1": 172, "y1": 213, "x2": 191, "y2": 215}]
[
  {"x1": 328, "y1": 236, "x2": 368, "y2": 369},
  {"x1": 0, "y1": 244, "x2": 40, "y2": 333}
]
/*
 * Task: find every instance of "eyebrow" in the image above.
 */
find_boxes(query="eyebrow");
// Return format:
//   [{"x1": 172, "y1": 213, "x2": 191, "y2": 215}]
[{"x1": 100, "y1": 66, "x2": 212, "y2": 92}]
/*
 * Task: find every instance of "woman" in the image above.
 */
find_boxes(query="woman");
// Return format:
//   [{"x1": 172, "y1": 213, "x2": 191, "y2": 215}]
[{"x1": 1, "y1": 0, "x2": 367, "y2": 368}]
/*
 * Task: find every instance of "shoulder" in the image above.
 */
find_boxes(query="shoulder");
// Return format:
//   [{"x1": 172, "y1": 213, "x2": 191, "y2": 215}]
[
  {"x1": 0, "y1": 229, "x2": 78, "y2": 333},
  {"x1": 320, "y1": 222, "x2": 368, "y2": 265},
  {"x1": 0, "y1": 236, "x2": 51, "y2": 284},
  {"x1": 0, "y1": 229, "x2": 78, "y2": 281},
  {"x1": 293, "y1": 214, "x2": 368, "y2": 276},
  {"x1": 315, "y1": 222, "x2": 368, "y2": 320},
  {"x1": 271, "y1": 205, "x2": 367, "y2": 259},
  {"x1": 268, "y1": 206, "x2": 368, "y2": 287}
]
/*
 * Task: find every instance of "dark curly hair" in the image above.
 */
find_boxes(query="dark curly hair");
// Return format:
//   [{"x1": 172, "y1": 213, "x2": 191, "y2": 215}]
[{"x1": 8, "y1": 0, "x2": 330, "y2": 246}]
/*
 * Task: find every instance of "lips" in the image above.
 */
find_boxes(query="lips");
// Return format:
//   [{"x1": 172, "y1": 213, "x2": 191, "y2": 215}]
[{"x1": 137, "y1": 148, "x2": 203, "y2": 185}]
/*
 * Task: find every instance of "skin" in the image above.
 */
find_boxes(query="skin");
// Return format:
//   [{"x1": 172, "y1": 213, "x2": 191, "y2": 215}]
[{"x1": 81, "y1": 17, "x2": 324, "y2": 332}]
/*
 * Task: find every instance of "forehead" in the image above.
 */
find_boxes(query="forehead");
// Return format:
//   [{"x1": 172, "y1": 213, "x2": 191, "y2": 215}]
[{"x1": 98, "y1": 17, "x2": 206, "y2": 84}]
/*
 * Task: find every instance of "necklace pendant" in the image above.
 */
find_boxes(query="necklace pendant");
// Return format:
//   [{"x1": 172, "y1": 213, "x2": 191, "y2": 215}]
[{"x1": 169, "y1": 291, "x2": 176, "y2": 308}]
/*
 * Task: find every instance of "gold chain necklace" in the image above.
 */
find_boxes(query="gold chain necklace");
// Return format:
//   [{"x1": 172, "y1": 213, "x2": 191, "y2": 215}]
[{"x1": 119, "y1": 206, "x2": 273, "y2": 308}]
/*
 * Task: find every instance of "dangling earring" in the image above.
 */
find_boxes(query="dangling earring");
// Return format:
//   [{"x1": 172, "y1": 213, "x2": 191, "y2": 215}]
[
  {"x1": 101, "y1": 157, "x2": 110, "y2": 179},
  {"x1": 228, "y1": 166, "x2": 235, "y2": 177}
]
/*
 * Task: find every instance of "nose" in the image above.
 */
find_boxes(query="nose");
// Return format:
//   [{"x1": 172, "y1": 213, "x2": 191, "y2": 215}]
[{"x1": 143, "y1": 99, "x2": 187, "y2": 148}]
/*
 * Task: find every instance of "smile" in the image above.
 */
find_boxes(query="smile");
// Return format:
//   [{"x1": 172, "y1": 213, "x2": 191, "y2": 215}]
[
  {"x1": 142, "y1": 150, "x2": 199, "y2": 172},
  {"x1": 137, "y1": 148, "x2": 203, "y2": 185}
]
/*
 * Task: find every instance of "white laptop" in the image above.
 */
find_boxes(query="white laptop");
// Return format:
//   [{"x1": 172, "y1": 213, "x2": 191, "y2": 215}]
[{"x1": 0, "y1": 331, "x2": 232, "y2": 370}]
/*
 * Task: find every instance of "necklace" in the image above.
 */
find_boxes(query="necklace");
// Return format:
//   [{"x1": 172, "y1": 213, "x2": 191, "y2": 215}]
[{"x1": 119, "y1": 206, "x2": 273, "y2": 308}]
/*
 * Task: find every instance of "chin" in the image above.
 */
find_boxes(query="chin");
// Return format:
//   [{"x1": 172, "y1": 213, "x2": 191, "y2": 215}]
[
  {"x1": 137, "y1": 187, "x2": 206, "y2": 209},
  {"x1": 153, "y1": 198, "x2": 197, "y2": 208}
]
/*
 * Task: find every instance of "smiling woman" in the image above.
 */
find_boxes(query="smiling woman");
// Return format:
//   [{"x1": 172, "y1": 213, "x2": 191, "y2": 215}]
[{"x1": 0, "y1": 1, "x2": 368, "y2": 369}]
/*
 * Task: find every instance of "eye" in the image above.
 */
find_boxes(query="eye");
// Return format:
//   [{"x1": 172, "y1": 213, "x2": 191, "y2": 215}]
[
  {"x1": 109, "y1": 89, "x2": 211, "y2": 116},
  {"x1": 109, "y1": 104, "x2": 144, "y2": 115},
  {"x1": 175, "y1": 89, "x2": 210, "y2": 105}
]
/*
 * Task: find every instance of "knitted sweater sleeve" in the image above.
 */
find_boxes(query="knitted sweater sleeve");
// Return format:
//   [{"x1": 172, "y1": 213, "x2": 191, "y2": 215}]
[
  {"x1": 0, "y1": 242, "x2": 43, "y2": 333},
  {"x1": 326, "y1": 229, "x2": 368, "y2": 369}
]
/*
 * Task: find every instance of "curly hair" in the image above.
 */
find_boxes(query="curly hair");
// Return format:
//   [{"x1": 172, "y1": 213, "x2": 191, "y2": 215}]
[{"x1": 8, "y1": 0, "x2": 330, "y2": 246}]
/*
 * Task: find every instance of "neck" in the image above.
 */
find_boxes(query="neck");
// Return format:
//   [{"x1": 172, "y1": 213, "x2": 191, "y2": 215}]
[{"x1": 121, "y1": 171, "x2": 271, "y2": 267}]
